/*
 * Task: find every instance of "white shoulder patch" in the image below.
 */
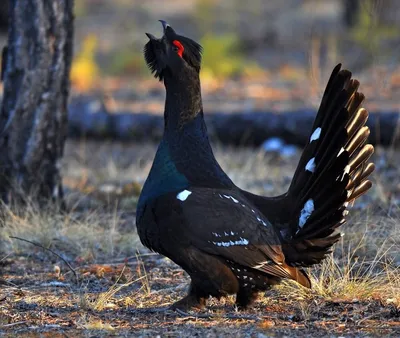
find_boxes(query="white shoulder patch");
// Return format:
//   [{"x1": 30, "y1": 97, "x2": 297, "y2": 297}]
[{"x1": 176, "y1": 190, "x2": 192, "y2": 201}]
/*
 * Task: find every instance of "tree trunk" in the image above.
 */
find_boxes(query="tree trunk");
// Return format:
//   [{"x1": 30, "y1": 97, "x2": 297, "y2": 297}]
[{"x1": 0, "y1": 0, "x2": 73, "y2": 205}]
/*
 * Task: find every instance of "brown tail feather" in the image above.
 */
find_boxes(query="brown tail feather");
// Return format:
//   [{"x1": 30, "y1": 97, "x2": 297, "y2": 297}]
[
  {"x1": 348, "y1": 180, "x2": 373, "y2": 202},
  {"x1": 349, "y1": 144, "x2": 374, "y2": 172},
  {"x1": 284, "y1": 264, "x2": 311, "y2": 288},
  {"x1": 346, "y1": 107, "x2": 368, "y2": 139}
]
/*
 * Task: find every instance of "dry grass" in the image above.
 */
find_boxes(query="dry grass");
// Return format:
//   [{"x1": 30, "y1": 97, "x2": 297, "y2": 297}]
[{"x1": 1, "y1": 140, "x2": 400, "y2": 336}]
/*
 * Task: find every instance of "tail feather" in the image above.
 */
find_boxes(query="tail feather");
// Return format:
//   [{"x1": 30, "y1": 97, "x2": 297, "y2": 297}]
[
  {"x1": 362, "y1": 162, "x2": 376, "y2": 178},
  {"x1": 346, "y1": 106, "x2": 368, "y2": 140},
  {"x1": 348, "y1": 143, "x2": 374, "y2": 172},
  {"x1": 348, "y1": 180, "x2": 372, "y2": 202},
  {"x1": 283, "y1": 64, "x2": 374, "y2": 267},
  {"x1": 346, "y1": 126, "x2": 370, "y2": 156}
]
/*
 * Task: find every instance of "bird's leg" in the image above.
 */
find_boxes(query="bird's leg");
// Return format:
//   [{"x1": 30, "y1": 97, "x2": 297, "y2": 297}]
[
  {"x1": 170, "y1": 282, "x2": 207, "y2": 311},
  {"x1": 235, "y1": 288, "x2": 258, "y2": 309}
]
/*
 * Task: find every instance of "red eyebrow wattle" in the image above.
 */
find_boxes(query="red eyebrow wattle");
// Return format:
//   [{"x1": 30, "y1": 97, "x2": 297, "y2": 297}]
[{"x1": 173, "y1": 40, "x2": 184, "y2": 58}]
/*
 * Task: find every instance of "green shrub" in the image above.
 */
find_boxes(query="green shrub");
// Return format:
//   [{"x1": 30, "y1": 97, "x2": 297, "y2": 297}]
[{"x1": 200, "y1": 33, "x2": 246, "y2": 79}]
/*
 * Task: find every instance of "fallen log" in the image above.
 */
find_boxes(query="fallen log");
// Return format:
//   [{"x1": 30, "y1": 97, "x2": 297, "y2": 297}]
[{"x1": 68, "y1": 97, "x2": 400, "y2": 148}]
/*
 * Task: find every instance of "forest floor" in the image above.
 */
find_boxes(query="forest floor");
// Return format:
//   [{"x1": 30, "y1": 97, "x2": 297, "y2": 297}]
[{"x1": 1, "y1": 140, "x2": 399, "y2": 337}]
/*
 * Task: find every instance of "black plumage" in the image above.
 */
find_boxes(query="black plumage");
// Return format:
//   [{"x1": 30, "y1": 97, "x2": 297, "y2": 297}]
[{"x1": 136, "y1": 21, "x2": 374, "y2": 310}]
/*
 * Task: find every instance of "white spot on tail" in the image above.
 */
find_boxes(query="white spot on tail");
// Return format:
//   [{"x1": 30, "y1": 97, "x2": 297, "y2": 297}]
[
  {"x1": 338, "y1": 147, "x2": 345, "y2": 157},
  {"x1": 299, "y1": 199, "x2": 315, "y2": 228},
  {"x1": 305, "y1": 158, "x2": 316, "y2": 173},
  {"x1": 341, "y1": 165, "x2": 351, "y2": 181},
  {"x1": 176, "y1": 190, "x2": 192, "y2": 201},
  {"x1": 310, "y1": 127, "x2": 321, "y2": 142}
]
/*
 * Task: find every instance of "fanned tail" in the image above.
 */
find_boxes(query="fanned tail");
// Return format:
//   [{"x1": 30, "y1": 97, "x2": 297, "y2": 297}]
[{"x1": 282, "y1": 64, "x2": 375, "y2": 267}]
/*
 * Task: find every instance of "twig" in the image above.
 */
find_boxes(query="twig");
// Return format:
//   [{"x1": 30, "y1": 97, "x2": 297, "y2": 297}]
[
  {"x1": 111, "y1": 252, "x2": 159, "y2": 263},
  {"x1": 356, "y1": 311, "x2": 386, "y2": 325},
  {"x1": 0, "y1": 321, "x2": 27, "y2": 328},
  {"x1": 133, "y1": 307, "x2": 170, "y2": 314},
  {"x1": 0, "y1": 252, "x2": 11, "y2": 262},
  {"x1": 9, "y1": 236, "x2": 78, "y2": 283},
  {"x1": 175, "y1": 308, "x2": 261, "y2": 321},
  {"x1": 175, "y1": 308, "x2": 214, "y2": 319}
]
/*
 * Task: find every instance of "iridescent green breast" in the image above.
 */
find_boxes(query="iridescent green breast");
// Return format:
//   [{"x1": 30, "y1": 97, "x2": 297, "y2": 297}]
[{"x1": 136, "y1": 140, "x2": 189, "y2": 222}]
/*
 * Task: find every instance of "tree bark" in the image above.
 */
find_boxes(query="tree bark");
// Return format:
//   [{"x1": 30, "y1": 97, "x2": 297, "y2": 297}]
[
  {"x1": 0, "y1": 1, "x2": 9, "y2": 33},
  {"x1": 0, "y1": 0, "x2": 73, "y2": 205}
]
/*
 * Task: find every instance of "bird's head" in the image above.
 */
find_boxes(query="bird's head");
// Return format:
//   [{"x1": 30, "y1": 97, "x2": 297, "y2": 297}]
[{"x1": 144, "y1": 20, "x2": 202, "y2": 82}]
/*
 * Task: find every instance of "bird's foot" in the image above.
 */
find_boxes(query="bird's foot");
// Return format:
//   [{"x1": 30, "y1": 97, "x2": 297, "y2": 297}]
[
  {"x1": 169, "y1": 294, "x2": 206, "y2": 311},
  {"x1": 235, "y1": 288, "x2": 259, "y2": 310}
]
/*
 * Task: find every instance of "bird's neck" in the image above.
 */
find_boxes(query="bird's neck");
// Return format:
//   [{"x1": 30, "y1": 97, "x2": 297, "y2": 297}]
[
  {"x1": 162, "y1": 72, "x2": 211, "y2": 161},
  {"x1": 161, "y1": 78, "x2": 234, "y2": 189},
  {"x1": 163, "y1": 72, "x2": 203, "y2": 133},
  {"x1": 159, "y1": 71, "x2": 233, "y2": 187}
]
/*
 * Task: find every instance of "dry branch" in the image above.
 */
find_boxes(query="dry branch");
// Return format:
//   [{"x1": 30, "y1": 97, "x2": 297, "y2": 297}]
[{"x1": 9, "y1": 235, "x2": 78, "y2": 283}]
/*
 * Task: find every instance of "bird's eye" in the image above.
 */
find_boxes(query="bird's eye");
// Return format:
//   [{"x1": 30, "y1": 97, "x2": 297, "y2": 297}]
[{"x1": 172, "y1": 40, "x2": 184, "y2": 58}]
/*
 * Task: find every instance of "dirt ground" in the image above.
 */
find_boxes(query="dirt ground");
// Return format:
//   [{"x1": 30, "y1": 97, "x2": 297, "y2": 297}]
[{"x1": 1, "y1": 254, "x2": 399, "y2": 337}]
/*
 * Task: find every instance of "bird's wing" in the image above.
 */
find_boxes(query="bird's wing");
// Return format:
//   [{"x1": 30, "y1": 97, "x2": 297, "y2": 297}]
[{"x1": 142, "y1": 187, "x2": 307, "y2": 283}]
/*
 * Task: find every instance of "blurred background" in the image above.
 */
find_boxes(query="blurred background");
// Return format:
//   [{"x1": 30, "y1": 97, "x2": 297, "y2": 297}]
[
  {"x1": 71, "y1": 0, "x2": 400, "y2": 112},
  {"x1": 2, "y1": 0, "x2": 399, "y2": 113},
  {"x1": 64, "y1": 0, "x2": 400, "y2": 110}
]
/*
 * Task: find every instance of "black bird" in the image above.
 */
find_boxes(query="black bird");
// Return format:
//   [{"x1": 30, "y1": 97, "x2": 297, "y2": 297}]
[{"x1": 136, "y1": 20, "x2": 375, "y2": 310}]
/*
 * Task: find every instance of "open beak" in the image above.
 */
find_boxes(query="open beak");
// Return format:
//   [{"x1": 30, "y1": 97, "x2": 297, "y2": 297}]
[
  {"x1": 159, "y1": 20, "x2": 170, "y2": 32},
  {"x1": 145, "y1": 33, "x2": 157, "y2": 41},
  {"x1": 145, "y1": 20, "x2": 170, "y2": 41}
]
